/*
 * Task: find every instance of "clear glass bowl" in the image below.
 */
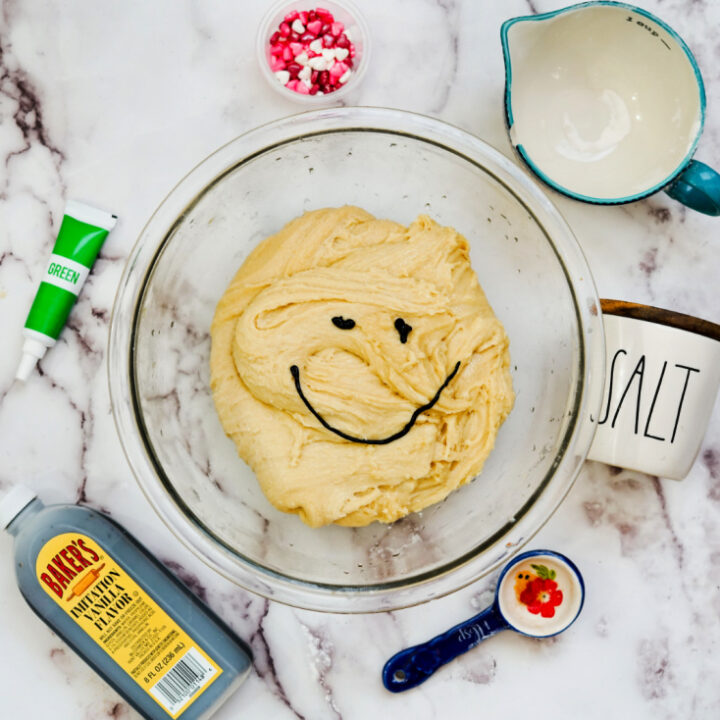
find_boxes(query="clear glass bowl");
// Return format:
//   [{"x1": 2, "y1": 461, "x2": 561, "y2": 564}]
[
  {"x1": 109, "y1": 108, "x2": 604, "y2": 612},
  {"x1": 256, "y1": 0, "x2": 370, "y2": 104}
]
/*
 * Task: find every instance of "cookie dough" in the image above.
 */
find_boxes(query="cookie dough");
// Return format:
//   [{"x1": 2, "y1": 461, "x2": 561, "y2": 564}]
[{"x1": 210, "y1": 207, "x2": 514, "y2": 527}]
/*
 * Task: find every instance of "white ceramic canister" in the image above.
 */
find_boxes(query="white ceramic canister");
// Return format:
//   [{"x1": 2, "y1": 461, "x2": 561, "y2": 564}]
[{"x1": 588, "y1": 300, "x2": 720, "y2": 479}]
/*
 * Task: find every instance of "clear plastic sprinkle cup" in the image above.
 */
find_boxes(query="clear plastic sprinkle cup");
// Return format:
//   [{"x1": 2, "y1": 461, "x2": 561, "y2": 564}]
[{"x1": 256, "y1": 0, "x2": 371, "y2": 103}]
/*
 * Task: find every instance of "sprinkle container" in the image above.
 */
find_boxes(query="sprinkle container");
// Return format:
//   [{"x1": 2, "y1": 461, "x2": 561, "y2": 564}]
[{"x1": 256, "y1": 0, "x2": 370, "y2": 103}]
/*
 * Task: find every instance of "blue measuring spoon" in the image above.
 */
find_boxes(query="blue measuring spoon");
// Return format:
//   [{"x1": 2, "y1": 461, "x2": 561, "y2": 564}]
[{"x1": 382, "y1": 550, "x2": 585, "y2": 692}]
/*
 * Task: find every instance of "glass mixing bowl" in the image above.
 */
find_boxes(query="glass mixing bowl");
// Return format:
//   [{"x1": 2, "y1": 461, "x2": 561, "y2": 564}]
[{"x1": 109, "y1": 107, "x2": 604, "y2": 612}]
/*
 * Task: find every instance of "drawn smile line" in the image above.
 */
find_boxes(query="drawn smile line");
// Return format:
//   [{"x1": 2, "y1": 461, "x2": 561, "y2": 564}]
[{"x1": 289, "y1": 361, "x2": 462, "y2": 445}]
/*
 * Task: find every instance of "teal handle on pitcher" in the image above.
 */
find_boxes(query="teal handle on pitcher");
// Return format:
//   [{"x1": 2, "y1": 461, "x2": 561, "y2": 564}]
[{"x1": 666, "y1": 160, "x2": 720, "y2": 216}]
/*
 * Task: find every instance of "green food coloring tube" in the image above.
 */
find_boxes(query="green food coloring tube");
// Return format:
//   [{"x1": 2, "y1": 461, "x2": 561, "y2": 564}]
[{"x1": 16, "y1": 201, "x2": 117, "y2": 381}]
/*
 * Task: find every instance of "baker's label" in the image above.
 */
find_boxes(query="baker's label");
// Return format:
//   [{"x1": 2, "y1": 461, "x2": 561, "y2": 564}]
[
  {"x1": 42, "y1": 253, "x2": 90, "y2": 295},
  {"x1": 35, "y1": 533, "x2": 222, "y2": 718}
]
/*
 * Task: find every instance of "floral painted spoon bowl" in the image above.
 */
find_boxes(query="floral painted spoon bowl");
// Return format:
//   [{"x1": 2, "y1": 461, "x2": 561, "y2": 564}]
[{"x1": 382, "y1": 550, "x2": 585, "y2": 692}]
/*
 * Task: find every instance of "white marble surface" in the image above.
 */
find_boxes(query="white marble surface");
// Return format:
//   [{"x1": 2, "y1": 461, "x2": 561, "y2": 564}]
[{"x1": 1, "y1": 0, "x2": 720, "y2": 718}]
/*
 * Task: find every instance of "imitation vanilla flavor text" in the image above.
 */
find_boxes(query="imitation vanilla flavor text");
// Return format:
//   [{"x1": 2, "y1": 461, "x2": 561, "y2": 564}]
[{"x1": 0, "y1": 485, "x2": 252, "y2": 719}]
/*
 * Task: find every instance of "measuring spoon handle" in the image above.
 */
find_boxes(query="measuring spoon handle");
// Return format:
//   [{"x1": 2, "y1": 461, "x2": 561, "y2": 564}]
[{"x1": 382, "y1": 604, "x2": 510, "y2": 692}]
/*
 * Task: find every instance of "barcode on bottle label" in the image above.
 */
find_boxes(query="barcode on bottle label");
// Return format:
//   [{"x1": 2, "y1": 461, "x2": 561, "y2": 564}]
[{"x1": 149, "y1": 647, "x2": 218, "y2": 715}]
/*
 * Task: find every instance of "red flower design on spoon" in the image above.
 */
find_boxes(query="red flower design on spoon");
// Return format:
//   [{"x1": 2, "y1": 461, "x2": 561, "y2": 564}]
[{"x1": 516, "y1": 564, "x2": 564, "y2": 618}]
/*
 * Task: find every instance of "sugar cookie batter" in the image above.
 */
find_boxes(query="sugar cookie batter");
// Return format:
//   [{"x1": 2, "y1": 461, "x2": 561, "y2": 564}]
[{"x1": 210, "y1": 207, "x2": 514, "y2": 527}]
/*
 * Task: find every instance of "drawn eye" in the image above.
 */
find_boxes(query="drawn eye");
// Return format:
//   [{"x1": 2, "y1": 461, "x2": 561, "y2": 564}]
[
  {"x1": 332, "y1": 316, "x2": 356, "y2": 330},
  {"x1": 394, "y1": 318, "x2": 412, "y2": 343}
]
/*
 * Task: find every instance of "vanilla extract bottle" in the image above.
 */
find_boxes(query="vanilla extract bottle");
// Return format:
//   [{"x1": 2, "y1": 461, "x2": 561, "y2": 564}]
[{"x1": 1, "y1": 485, "x2": 252, "y2": 719}]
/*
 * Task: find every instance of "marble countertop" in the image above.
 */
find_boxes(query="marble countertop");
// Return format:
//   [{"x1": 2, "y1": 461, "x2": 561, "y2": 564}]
[{"x1": 2, "y1": 0, "x2": 720, "y2": 718}]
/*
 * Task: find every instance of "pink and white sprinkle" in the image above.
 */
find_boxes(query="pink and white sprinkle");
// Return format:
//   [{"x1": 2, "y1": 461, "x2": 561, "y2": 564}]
[{"x1": 268, "y1": 7, "x2": 356, "y2": 95}]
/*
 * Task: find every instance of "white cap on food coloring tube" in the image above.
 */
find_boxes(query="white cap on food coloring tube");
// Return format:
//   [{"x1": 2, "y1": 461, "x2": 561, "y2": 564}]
[
  {"x1": 15, "y1": 337, "x2": 49, "y2": 382},
  {"x1": 0, "y1": 485, "x2": 37, "y2": 529}
]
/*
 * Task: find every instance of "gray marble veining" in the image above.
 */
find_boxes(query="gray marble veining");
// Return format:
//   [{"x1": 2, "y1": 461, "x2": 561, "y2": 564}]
[{"x1": 1, "y1": 1, "x2": 720, "y2": 718}]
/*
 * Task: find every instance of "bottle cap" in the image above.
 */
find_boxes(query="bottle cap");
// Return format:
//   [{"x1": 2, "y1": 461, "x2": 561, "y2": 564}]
[
  {"x1": 0, "y1": 485, "x2": 37, "y2": 529},
  {"x1": 15, "y1": 338, "x2": 48, "y2": 382}
]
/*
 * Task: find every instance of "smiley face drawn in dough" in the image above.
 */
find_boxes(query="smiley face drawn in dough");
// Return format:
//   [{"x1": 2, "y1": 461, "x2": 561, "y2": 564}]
[
  {"x1": 290, "y1": 359, "x2": 461, "y2": 444},
  {"x1": 291, "y1": 313, "x2": 455, "y2": 444},
  {"x1": 210, "y1": 206, "x2": 514, "y2": 528}
]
